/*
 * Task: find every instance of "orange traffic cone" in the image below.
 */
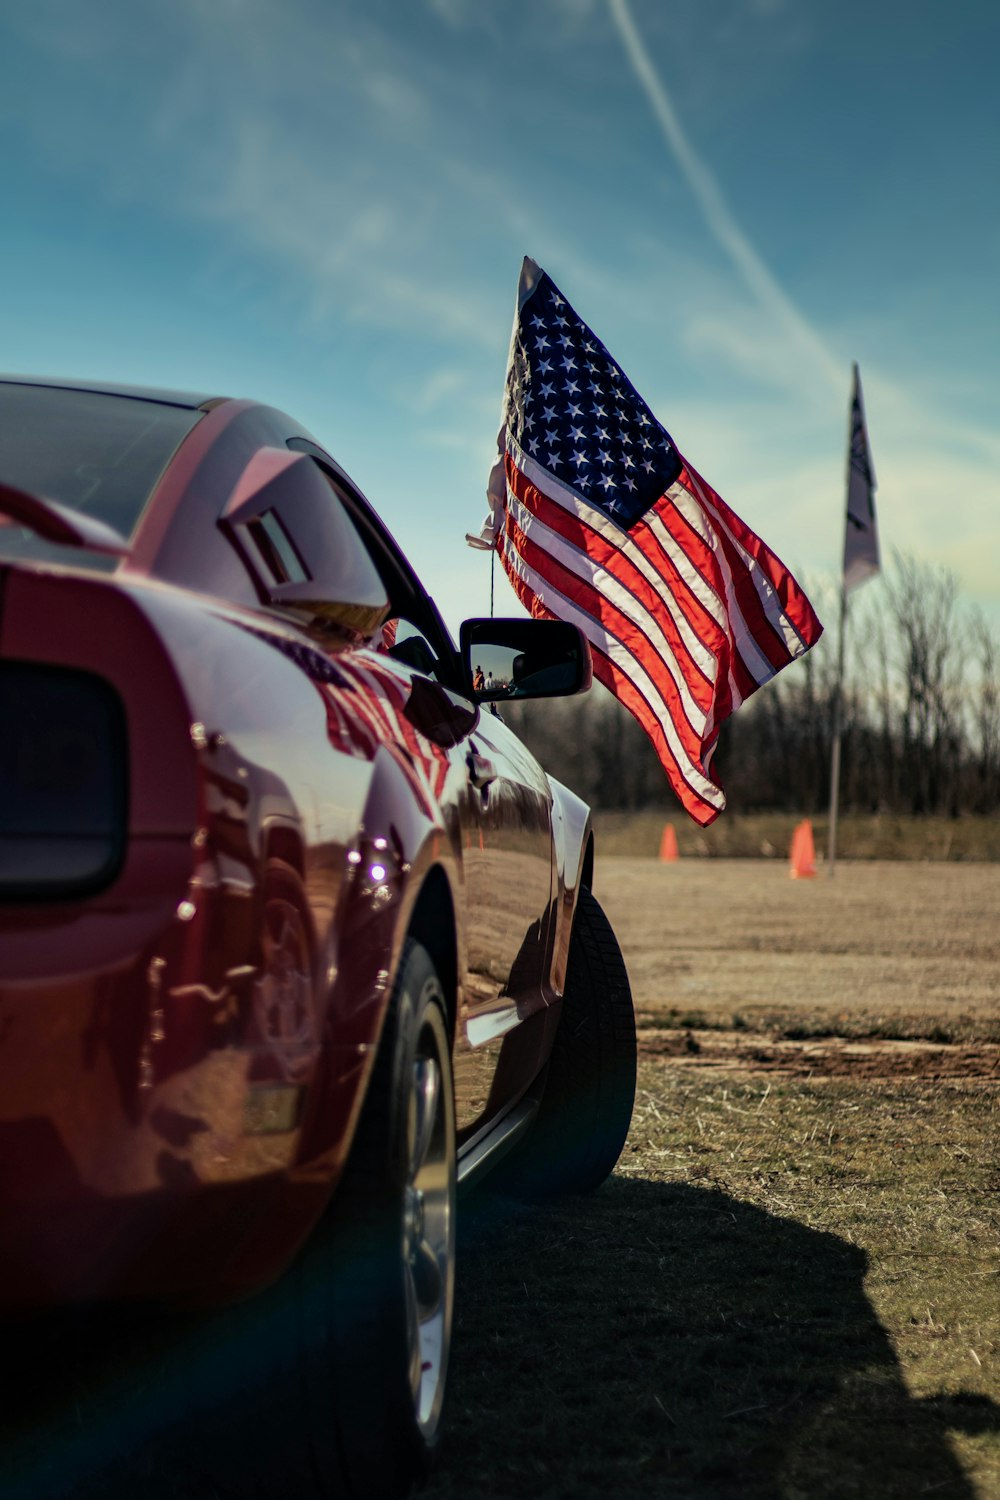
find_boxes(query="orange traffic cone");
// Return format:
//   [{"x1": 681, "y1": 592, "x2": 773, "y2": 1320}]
[
  {"x1": 659, "y1": 824, "x2": 679, "y2": 862},
  {"x1": 789, "y1": 819, "x2": 817, "y2": 879}
]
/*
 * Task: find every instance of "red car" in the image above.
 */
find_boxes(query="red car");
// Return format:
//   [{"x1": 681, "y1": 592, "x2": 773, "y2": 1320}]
[{"x1": 0, "y1": 376, "x2": 636, "y2": 1498}]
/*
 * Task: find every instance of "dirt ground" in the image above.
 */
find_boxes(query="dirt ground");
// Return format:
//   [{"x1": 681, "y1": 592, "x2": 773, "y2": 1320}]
[{"x1": 593, "y1": 857, "x2": 1000, "y2": 1080}]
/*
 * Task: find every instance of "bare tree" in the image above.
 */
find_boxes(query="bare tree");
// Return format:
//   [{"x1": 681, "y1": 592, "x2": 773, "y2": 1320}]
[
  {"x1": 968, "y1": 608, "x2": 1000, "y2": 811},
  {"x1": 503, "y1": 554, "x2": 999, "y2": 819},
  {"x1": 885, "y1": 554, "x2": 964, "y2": 813}
]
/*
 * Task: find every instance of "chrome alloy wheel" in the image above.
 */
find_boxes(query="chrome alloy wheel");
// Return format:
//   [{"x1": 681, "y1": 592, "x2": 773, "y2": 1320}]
[
  {"x1": 273, "y1": 941, "x2": 456, "y2": 1500},
  {"x1": 402, "y1": 1001, "x2": 455, "y2": 1442}
]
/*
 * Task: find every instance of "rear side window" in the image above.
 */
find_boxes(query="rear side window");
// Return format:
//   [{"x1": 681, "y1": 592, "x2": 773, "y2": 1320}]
[
  {"x1": 0, "y1": 384, "x2": 201, "y2": 548},
  {"x1": 0, "y1": 663, "x2": 127, "y2": 899}
]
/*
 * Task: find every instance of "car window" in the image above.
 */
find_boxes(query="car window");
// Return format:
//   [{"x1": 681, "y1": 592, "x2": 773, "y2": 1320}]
[
  {"x1": 0, "y1": 383, "x2": 202, "y2": 544},
  {"x1": 384, "y1": 618, "x2": 443, "y2": 678},
  {"x1": 286, "y1": 445, "x2": 460, "y2": 688}
]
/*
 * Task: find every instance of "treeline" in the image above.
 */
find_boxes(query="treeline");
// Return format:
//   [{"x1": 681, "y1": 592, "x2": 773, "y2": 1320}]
[{"x1": 502, "y1": 554, "x2": 1000, "y2": 817}]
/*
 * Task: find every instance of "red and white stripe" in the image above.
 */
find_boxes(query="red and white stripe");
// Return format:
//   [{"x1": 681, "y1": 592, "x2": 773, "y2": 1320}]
[
  {"x1": 497, "y1": 433, "x2": 822, "y2": 826},
  {"x1": 326, "y1": 655, "x2": 452, "y2": 807}
]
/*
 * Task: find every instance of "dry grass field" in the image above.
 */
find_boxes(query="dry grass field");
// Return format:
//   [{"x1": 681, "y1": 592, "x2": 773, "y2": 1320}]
[
  {"x1": 599, "y1": 856, "x2": 1000, "y2": 1047},
  {"x1": 426, "y1": 858, "x2": 1000, "y2": 1499},
  {"x1": 4, "y1": 859, "x2": 998, "y2": 1498}
]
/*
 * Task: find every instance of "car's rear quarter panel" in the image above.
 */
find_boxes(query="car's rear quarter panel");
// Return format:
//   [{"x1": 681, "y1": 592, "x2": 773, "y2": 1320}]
[
  {"x1": 0, "y1": 386, "x2": 592, "y2": 1309},
  {"x1": 0, "y1": 566, "x2": 462, "y2": 1304}
]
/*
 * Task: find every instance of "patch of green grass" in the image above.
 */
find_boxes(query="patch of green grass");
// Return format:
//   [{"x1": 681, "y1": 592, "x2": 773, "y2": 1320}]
[{"x1": 427, "y1": 1061, "x2": 1000, "y2": 1499}]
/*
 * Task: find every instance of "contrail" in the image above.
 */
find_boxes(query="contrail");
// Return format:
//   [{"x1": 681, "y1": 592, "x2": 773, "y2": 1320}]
[{"x1": 608, "y1": 0, "x2": 843, "y2": 395}]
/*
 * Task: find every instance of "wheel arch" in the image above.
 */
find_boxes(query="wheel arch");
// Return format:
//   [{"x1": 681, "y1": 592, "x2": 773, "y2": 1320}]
[
  {"x1": 340, "y1": 742, "x2": 463, "y2": 1062},
  {"x1": 580, "y1": 830, "x2": 595, "y2": 892}
]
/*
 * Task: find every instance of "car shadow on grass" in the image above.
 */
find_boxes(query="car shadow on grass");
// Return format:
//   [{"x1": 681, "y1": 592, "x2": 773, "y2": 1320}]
[
  {"x1": 430, "y1": 1177, "x2": 998, "y2": 1500},
  {"x1": 2, "y1": 1177, "x2": 996, "y2": 1499}
]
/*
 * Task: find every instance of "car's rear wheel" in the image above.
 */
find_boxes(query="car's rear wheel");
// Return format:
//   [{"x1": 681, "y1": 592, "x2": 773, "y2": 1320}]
[
  {"x1": 296, "y1": 937, "x2": 456, "y2": 1498},
  {"x1": 499, "y1": 887, "x2": 636, "y2": 1198},
  {"x1": 193, "y1": 939, "x2": 455, "y2": 1500}
]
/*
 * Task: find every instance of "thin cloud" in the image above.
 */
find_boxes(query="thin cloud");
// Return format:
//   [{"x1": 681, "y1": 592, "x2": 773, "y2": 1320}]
[
  {"x1": 424, "y1": 0, "x2": 467, "y2": 25},
  {"x1": 607, "y1": 0, "x2": 843, "y2": 396}
]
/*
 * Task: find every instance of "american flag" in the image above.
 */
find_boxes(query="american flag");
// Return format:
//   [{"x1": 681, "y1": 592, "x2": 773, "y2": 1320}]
[
  {"x1": 843, "y1": 362, "x2": 879, "y2": 595},
  {"x1": 322, "y1": 654, "x2": 452, "y2": 808},
  {"x1": 471, "y1": 258, "x2": 823, "y2": 826},
  {"x1": 240, "y1": 621, "x2": 451, "y2": 807}
]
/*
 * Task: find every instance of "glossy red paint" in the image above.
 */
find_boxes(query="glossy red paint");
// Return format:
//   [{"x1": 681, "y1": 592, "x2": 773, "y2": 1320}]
[{"x1": 0, "y1": 380, "x2": 596, "y2": 1314}]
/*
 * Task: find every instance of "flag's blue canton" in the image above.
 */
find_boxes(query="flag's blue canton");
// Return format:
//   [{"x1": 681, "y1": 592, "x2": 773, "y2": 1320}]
[{"x1": 505, "y1": 271, "x2": 683, "y2": 531}]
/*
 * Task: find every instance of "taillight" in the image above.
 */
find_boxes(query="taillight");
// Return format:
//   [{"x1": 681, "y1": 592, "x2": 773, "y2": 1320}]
[{"x1": 0, "y1": 662, "x2": 127, "y2": 898}]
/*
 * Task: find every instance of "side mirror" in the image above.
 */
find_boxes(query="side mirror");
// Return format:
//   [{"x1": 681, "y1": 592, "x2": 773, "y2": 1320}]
[{"x1": 460, "y1": 618, "x2": 593, "y2": 703}]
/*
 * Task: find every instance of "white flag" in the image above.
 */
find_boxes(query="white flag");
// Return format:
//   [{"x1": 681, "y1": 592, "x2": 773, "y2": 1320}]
[{"x1": 843, "y1": 363, "x2": 879, "y2": 594}]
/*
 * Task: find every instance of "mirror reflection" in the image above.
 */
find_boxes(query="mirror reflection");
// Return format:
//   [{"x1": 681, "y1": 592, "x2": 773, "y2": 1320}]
[
  {"x1": 461, "y1": 618, "x2": 590, "y2": 703},
  {"x1": 469, "y1": 642, "x2": 577, "y2": 701}
]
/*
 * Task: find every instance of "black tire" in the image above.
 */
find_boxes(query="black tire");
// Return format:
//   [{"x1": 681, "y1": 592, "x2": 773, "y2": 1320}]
[
  {"x1": 499, "y1": 888, "x2": 636, "y2": 1199},
  {"x1": 308, "y1": 938, "x2": 456, "y2": 1498},
  {"x1": 201, "y1": 939, "x2": 456, "y2": 1500}
]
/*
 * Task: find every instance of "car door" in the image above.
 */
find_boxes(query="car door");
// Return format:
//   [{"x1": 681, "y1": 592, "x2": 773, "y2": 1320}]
[
  {"x1": 270, "y1": 445, "x2": 555, "y2": 1136},
  {"x1": 370, "y1": 618, "x2": 556, "y2": 1136}
]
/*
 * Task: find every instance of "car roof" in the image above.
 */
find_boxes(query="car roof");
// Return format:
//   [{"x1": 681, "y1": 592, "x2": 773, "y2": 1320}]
[{"x1": 0, "y1": 373, "x2": 222, "y2": 411}]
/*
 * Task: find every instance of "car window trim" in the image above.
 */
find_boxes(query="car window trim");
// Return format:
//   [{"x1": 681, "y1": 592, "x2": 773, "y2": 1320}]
[{"x1": 285, "y1": 439, "x2": 463, "y2": 690}]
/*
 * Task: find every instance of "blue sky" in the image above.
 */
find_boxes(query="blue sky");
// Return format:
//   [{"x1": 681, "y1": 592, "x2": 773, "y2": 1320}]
[{"x1": 2, "y1": 0, "x2": 997, "y2": 634}]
